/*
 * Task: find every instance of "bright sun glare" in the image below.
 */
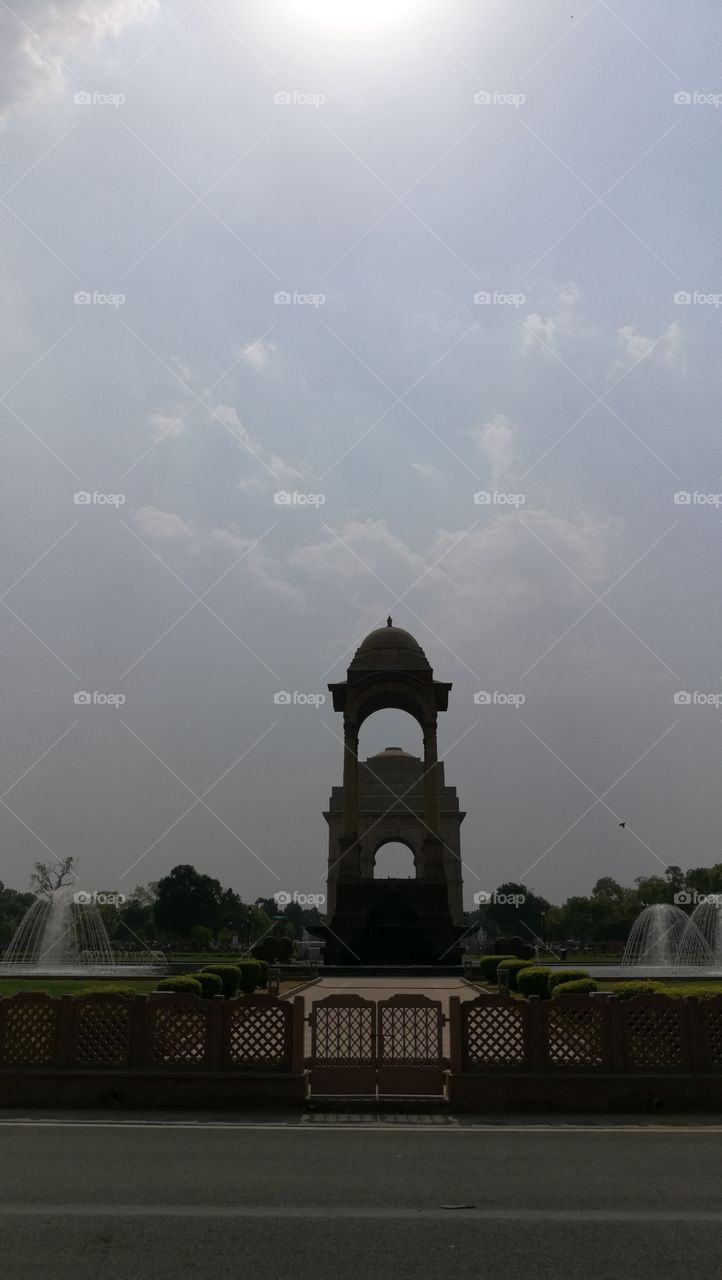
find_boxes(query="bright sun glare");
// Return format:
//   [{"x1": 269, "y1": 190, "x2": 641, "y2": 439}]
[{"x1": 288, "y1": 0, "x2": 421, "y2": 30}]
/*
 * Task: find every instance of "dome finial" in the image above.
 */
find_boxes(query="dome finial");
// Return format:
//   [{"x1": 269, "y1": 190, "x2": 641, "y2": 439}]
[{"x1": 386, "y1": 615, "x2": 392, "y2": 627}]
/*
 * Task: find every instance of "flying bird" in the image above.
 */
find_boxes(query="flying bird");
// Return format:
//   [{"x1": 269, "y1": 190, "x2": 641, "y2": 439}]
[{"x1": 619, "y1": 821, "x2": 626, "y2": 829}]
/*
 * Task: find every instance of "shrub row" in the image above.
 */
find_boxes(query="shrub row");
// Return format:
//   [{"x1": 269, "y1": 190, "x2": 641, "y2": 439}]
[
  {"x1": 488, "y1": 966, "x2": 722, "y2": 1001},
  {"x1": 475, "y1": 954, "x2": 517, "y2": 982},
  {"x1": 76, "y1": 983, "x2": 144, "y2": 998},
  {"x1": 553, "y1": 978, "x2": 598, "y2": 996},
  {"x1": 495, "y1": 963, "x2": 597, "y2": 998},
  {"x1": 516, "y1": 967, "x2": 551, "y2": 999},
  {"x1": 156, "y1": 960, "x2": 267, "y2": 999},
  {"x1": 496, "y1": 959, "x2": 536, "y2": 991}
]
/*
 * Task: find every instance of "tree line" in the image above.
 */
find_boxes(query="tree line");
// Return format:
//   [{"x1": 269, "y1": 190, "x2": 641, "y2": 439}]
[
  {"x1": 0, "y1": 862, "x2": 323, "y2": 952},
  {"x1": 3, "y1": 861, "x2": 722, "y2": 953},
  {"x1": 466, "y1": 865, "x2": 722, "y2": 950}
]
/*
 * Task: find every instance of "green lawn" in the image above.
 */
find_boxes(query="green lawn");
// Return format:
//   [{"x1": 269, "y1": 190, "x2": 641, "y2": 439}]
[
  {"x1": 0, "y1": 977, "x2": 160, "y2": 997},
  {"x1": 0, "y1": 976, "x2": 303, "y2": 998},
  {"x1": 602, "y1": 979, "x2": 722, "y2": 996}
]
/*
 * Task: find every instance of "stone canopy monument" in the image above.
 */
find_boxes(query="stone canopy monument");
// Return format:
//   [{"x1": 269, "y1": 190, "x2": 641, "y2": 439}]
[{"x1": 321, "y1": 619, "x2": 465, "y2": 964}]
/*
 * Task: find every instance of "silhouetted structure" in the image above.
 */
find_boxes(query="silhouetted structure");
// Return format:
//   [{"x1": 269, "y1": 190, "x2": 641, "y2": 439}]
[{"x1": 321, "y1": 621, "x2": 465, "y2": 964}]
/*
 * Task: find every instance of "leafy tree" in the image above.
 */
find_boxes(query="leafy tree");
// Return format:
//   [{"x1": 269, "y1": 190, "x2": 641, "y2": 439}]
[
  {"x1": 118, "y1": 884, "x2": 157, "y2": 943},
  {"x1": 255, "y1": 896, "x2": 281, "y2": 918},
  {"x1": 154, "y1": 864, "x2": 224, "y2": 938},
  {"x1": 591, "y1": 877, "x2": 624, "y2": 905},
  {"x1": 94, "y1": 890, "x2": 123, "y2": 939},
  {"x1": 665, "y1": 865, "x2": 686, "y2": 893},
  {"x1": 484, "y1": 882, "x2": 549, "y2": 938},
  {"x1": 0, "y1": 881, "x2": 35, "y2": 946},
  {"x1": 632, "y1": 875, "x2": 672, "y2": 905}
]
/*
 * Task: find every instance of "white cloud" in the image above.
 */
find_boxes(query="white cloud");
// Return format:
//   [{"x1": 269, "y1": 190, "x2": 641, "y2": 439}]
[
  {"x1": 133, "y1": 506, "x2": 195, "y2": 541},
  {"x1": 145, "y1": 394, "x2": 308, "y2": 487},
  {"x1": 148, "y1": 410, "x2": 184, "y2": 440},
  {"x1": 612, "y1": 322, "x2": 683, "y2": 374},
  {"x1": 523, "y1": 311, "x2": 558, "y2": 354},
  {"x1": 212, "y1": 403, "x2": 308, "y2": 485},
  {"x1": 290, "y1": 511, "x2": 621, "y2": 671},
  {"x1": 290, "y1": 518, "x2": 423, "y2": 584},
  {"x1": 131, "y1": 507, "x2": 305, "y2": 606},
  {"x1": 0, "y1": 1, "x2": 158, "y2": 122},
  {"x1": 469, "y1": 414, "x2": 520, "y2": 487},
  {"x1": 522, "y1": 282, "x2": 581, "y2": 357},
  {"x1": 240, "y1": 337, "x2": 277, "y2": 371}
]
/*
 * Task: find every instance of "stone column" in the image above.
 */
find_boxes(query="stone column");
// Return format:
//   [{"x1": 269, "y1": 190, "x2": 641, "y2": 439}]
[
  {"x1": 341, "y1": 717, "x2": 359, "y2": 839},
  {"x1": 423, "y1": 719, "x2": 440, "y2": 836}
]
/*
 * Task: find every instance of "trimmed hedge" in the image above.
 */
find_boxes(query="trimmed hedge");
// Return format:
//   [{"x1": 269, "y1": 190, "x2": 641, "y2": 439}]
[
  {"x1": 548, "y1": 970, "x2": 590, "y2": 994},
  {"x1": 516, "y1": 967, "x2": 552, "y2": 999},
  {"x1": 477, "y1": 954, "x2": 517, "y2": 983},
  {"x1": 156, "y1": 975, "x2": 202, "y2": 996},
  {"x1": 612, "y1": 981, "x2": 662, "y2": 1000},
  {"x1": 201, "y1": 964, "x2": 241, "y2": 998},
  {"x1": 76, "y1": 984, "x2": 142, "y2": 998},
  {"x1": 238, "y1": 959, "x2": 264, "y2": 994},
  {"x1": 276, "y1": 937, "x2": 293, "y2": 962},
  {"x1": 552, "y1": 978, "x2": 598, "y2": 996},
  {"x1": 188, "y1": 971, "x2": 223, "y2": 999},
  {"x1": 496, "y1": 959, "x2": 534, "y2": 991},
  {"x1": 656, "y1": 985, "x2": 722, "y2": 1000},
  {"x1": 252, "y1": 937, "x2": 279, "y2": 963}
]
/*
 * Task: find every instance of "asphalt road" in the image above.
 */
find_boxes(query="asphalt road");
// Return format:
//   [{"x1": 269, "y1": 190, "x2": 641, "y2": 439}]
[{"x1": 1, "y1": 1114, "x2": 722, "y2": 1280}]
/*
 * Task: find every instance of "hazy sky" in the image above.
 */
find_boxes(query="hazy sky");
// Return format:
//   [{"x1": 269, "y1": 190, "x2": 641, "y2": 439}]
[{"x1": 1, "y1": 0, "x2": 721, "y2": 910}]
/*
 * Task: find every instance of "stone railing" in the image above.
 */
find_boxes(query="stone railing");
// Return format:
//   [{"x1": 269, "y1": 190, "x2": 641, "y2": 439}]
[
  {"x1": 447, "y1": 992, "x2": 722, "y2": 1110},
  {"x1": 2, "y1": 990, "x2": 722, "y2": 1110},
  {"x1": 0, "y1": 991, "x2": 306, "y2": 1107}
]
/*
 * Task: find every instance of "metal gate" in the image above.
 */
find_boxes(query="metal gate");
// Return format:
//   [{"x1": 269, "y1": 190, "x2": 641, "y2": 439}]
[{"x1": 307, "y1": 993, "x2": 446, "y2": 1096}]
